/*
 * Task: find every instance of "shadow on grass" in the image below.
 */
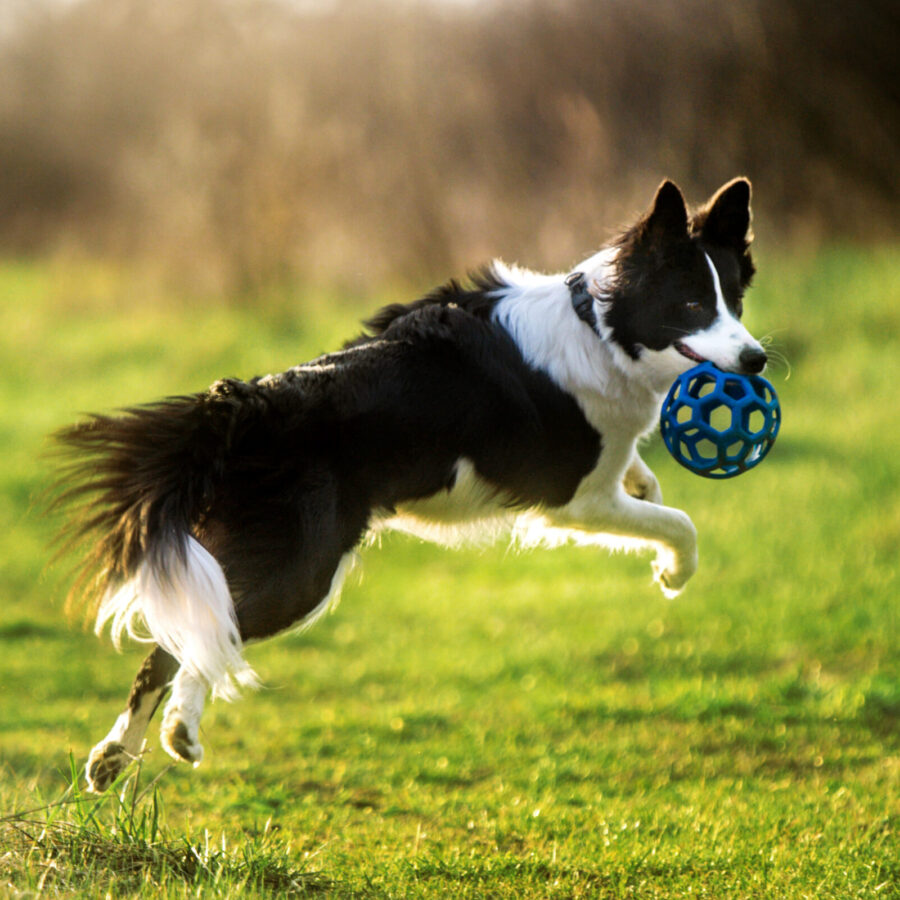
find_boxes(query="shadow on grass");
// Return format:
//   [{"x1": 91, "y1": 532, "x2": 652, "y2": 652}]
[{"x1": 0, "y1": 620, "x2": 68, "y2": 640}]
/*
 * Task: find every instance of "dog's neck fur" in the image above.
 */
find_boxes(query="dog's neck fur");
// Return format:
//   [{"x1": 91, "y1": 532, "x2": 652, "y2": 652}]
[{"x1": 491, "y1": 250, "x2": 662, "y2": 440}]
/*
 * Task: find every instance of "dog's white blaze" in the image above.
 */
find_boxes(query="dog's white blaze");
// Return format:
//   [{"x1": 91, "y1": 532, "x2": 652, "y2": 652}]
[
  {"x1": 678, "y1": 254, "x2": 763, "y2": 370},
  {"x1": 705, "y1": 253, "x2": 743, "y2": 334},
  {"x1": 96, "y1": 536, "x2": 258, "y2": 701}
]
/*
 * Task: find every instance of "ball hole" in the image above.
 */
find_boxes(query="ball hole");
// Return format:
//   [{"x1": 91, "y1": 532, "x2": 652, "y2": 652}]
[
  {"x1": 687, "y1": 375, "x2": 716, "y2": 398},
  {"x1": 695, "y1": 438, "x2": 718, "y2": 461},
  {"x1": 708, "y1": 405, "x2": 732, "y2": 432},
  {"x1": 748, "y1": 409, "x2": 766, "y2": 435},
  {"x1": 676, "y1": 405, "x2": 692, "y2": 424}
]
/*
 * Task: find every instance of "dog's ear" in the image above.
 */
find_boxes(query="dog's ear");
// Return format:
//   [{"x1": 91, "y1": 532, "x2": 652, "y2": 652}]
[
  {"x1": 696, "y1": 178, "x2": 753, "y2": 251},
  {"x1": 618, "y1": 180, "x2": 689, "y2": 260},
  {"x1": 645, "y1": 180, "x2": 689, "y2": 238}
]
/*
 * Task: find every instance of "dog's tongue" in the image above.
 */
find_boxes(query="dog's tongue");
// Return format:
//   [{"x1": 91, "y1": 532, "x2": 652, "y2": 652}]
[{"x1": 674, "y1": 341, "x2": 707, "y2": 364}]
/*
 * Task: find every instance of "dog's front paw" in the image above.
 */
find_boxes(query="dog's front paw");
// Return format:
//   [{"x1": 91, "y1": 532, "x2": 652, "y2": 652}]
[
  {"x1": 652, "y1": 547, "x2": 697, "y2": 598},
  {"x1": 653, "y1": 561, "x2": 687, "y2": 598},
  {"x1": 623, "y1": 467, "x2": 663, "y2": 504},
  {"x1": 85, "y1": 740, "x2": 133, "y2": 792}
]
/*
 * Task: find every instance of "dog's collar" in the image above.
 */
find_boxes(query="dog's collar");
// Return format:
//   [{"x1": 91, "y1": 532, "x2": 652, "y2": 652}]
[{"x1": 565, "y1": 271, "x2": 600, "y2": 336}]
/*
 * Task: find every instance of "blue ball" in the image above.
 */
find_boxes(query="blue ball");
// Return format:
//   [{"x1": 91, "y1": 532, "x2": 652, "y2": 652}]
[{"x1": 660, "y1": 362, "x2": 781, "y2": 479}]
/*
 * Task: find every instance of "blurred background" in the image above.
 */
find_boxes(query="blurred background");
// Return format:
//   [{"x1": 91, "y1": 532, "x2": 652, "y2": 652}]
[
  {"x1": 0, "y1": 0, "x2": 896, "y2": 296},
  {"x1": 1, "y1": 4, "x2": 898, "y2": 892}
]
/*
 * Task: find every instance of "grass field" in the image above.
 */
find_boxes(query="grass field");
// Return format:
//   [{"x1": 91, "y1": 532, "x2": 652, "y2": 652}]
[{"x1": 0, "y1": 247, "x2": 897, "y2": 897}]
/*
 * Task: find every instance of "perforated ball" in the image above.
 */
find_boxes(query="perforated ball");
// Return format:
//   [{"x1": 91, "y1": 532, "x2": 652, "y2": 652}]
[{"x1": 660, "y1": 361, "x2": 781, "y2": 479}]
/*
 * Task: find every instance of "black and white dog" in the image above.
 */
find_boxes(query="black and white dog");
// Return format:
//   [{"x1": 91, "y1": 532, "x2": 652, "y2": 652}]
[{"x1": 56, "y1": 178, "x2": 766, "y2": 791}]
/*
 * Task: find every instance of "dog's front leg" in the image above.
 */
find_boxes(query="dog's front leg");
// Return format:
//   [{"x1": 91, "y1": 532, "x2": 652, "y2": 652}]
[
  {"x1": 556, "y1": 489, "x2": 698, "y2": 597},
  {"x1": 623, "y1": 451, "x2": 663, "y2": 504}
]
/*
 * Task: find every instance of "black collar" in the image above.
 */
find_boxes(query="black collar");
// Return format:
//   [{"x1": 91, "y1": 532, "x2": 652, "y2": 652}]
[{"x1": 565, "y1": 271, "x2": 600, "y2": 335}]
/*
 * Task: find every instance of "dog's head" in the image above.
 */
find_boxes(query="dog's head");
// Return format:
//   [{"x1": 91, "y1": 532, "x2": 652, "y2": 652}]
[{"x1": 595, "y1": 178, "x2": 765, "y2": 387}]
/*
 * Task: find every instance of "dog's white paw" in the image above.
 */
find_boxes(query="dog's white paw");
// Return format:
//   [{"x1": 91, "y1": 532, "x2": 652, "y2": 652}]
[
  {"x1": 652, "y1": 550, "x2": 696, "y2": 598},
  {"x1": 85, "y1": 740, "x2": 134, "y2": 792},
  {"x1": 160, "y1": 715, "x2": 204, "y2": 766},
  {"x1": 623, "y1": 468, "x2": 663, "y2": 504},
  {"x1": 653, "y1": 562, "x2": 686, "y2": 598}
]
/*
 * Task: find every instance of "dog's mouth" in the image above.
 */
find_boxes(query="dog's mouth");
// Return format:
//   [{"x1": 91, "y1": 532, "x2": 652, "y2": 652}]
[{"x1": 674, "y1": 341, "x2": 708, "y2": 364}]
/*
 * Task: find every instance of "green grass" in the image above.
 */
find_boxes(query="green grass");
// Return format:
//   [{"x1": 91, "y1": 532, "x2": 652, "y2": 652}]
[
  {"x1": 2, "y1": 754, "x2": 328, "y2": 895},
  {"x1": 1, "y1": 247, "x2": 898, "y2": 897}
]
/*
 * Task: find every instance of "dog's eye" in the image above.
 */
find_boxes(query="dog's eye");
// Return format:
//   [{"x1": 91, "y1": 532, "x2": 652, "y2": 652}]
[{"x1": 684, "y1": 300, "x2": 702, "y2": 312}]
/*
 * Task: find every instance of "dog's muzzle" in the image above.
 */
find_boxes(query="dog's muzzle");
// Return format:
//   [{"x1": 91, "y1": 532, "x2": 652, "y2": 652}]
[{"x1": 675, "y1": 341, "x2": 768, "y2": 374}]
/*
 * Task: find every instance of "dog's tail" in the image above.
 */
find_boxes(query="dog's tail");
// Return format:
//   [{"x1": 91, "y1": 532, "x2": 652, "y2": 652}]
[{"x1": 52, "y1": 381, "x2": 263, "y2": 699}]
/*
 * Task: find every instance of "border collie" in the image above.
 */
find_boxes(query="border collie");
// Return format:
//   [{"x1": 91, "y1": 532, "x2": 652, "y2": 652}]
[{"x1": 55, "y1": 178, "x2": 766, "y2": 791}]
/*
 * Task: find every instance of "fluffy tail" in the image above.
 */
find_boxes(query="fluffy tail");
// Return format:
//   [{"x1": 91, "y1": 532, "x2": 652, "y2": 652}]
[{"x1": 52, "y1": 383, "x2": 261, "y2": 699}]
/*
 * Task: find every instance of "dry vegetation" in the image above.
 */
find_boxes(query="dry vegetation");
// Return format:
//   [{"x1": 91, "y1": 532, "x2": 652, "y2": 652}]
[{"x1": 0, "y1": 0, "x2": 897, "y2": 292}]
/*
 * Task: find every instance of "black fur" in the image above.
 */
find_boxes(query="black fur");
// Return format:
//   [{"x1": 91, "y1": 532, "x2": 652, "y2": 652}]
[
  {"x1": 55, "y1": 294, "x2": 601, "y2": 641},
  {"x1": 351, "y1": 264, "x2": 508, "y2": 342}
]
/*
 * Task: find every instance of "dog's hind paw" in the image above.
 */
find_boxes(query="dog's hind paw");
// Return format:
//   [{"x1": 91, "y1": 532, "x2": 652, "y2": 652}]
[
  {"x1": 85, "y1": 741, "x2": 133, "y2": 792},
  {"x1": 161, "y1": 717, "x2": 204, "y2": 766}
]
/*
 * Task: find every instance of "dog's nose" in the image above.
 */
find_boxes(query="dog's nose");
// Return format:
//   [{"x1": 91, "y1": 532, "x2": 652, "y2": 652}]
[{"x1": 739, "y1": 346, "x2": 768, "y2": 374}]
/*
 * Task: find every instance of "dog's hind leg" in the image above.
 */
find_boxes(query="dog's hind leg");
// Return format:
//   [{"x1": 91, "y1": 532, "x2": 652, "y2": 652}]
[
  {"x1": 85, "y1": 646, "x2": 179, "y2": 792},
  {"x1": 159, "y1": 667, "x2": 206, "y2": 765}
]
